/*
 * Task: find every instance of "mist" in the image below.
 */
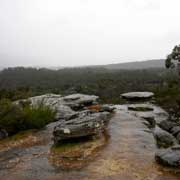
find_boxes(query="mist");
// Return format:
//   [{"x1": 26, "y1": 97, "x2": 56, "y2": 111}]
[{"x1": 0, "y1": 0, "x2": 180, "y2": 67}]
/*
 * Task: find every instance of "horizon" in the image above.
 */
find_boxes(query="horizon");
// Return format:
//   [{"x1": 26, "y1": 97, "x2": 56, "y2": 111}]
[{"x1": 0, "y1": 58, "x2": 164, "y2": 69}]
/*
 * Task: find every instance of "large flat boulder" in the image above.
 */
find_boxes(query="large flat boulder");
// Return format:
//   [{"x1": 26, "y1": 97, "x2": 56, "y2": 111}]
[
  {"x1": 155, "y1": 145, "x2": 180, "y2": 167},
  {"x1": 121, "y1": 92, "x2": 154, "y2": 100}
]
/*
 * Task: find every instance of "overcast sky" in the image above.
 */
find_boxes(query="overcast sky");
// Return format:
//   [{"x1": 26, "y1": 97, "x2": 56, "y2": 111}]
[{"x1": 0, "y1": 0, "x2": 180, "y2": 67}]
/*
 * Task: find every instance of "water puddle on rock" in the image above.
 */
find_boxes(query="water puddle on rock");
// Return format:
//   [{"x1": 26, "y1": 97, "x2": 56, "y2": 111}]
[{"x1": 0, "y1": 105, "x2": 180, "y2": 180}]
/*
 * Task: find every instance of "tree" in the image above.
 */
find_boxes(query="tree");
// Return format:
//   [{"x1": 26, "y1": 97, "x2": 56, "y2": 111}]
[{"x1": 166, "y1": 45, "x2": 180, "y2": 74}]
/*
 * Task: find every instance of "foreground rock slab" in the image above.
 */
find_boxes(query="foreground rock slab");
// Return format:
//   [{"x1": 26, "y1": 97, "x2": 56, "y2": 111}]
[
  {"x1": 121, "y1": 92, "x2": 154, "y2": 100},
  {"x1": 155, "y1": 145, "x2": 180, "y2": 167}
]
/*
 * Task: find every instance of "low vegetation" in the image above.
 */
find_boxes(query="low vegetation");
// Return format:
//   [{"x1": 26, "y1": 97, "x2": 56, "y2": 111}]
[{"x1": 0, "y1": 99, "x2": 56, "y2": 135}]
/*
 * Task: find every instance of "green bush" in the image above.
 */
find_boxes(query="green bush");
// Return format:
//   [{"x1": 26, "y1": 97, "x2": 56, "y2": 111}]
[
  {"x1": 0, "y1": 99, "x2": 56, "y2": 135},
  {"x1": 23, "y1": 104, "x2": 56, "y2": 129}
]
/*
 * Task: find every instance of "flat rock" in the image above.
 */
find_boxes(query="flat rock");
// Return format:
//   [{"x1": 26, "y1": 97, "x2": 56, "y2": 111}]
[
  {"x1": 53, "y1": 112, "x2": 111, "y2": 143},
  {"x1": 128, "y1": 104, "x2": 154, "y2": 111},
  {"x1": 155, "y1": 145, "x2": 180, "y2": 167},
  {"x1": 121, "y1": 92, "x2": 154, "y2": 100},
  {"x1": 153, "y1": 127, "x2": 176, "y2": 148}
]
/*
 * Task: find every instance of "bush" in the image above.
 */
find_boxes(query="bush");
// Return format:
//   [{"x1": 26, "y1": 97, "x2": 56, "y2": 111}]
[
  {"x1": 23, "y1": 104, "x2": 56, "y2": 129},
  {"x1": 0, "y1": 99, "x2": 56, "y2": 135}
]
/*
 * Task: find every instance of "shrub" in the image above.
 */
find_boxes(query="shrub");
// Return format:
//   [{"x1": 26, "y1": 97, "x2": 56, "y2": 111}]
[
  {"x1": 23, "y1": 104, "x2": 56, "y2": 129},
  {"x1": 0, "y1": 99, "x2": 56, "y2": 135}
]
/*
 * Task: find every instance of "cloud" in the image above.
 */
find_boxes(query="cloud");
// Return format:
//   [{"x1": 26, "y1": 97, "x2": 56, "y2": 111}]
[{"x1": 0, "y1": 0, "x2": 180, "y2": 67}]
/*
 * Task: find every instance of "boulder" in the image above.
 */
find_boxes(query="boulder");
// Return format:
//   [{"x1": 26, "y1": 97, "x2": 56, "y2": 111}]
[
  {"x1": 155, "y1": 145, "x2": 180, "y2": 167},
  {"x1": 170, "y1": 126, "x2": 180, "y2": 137},
  {"x1": 121, "y1": 92, "x2": 154, "y2": 100},
  {"x1": 53, "y1": 112, "x2": 111, "y2": 143},
  {"x1": 153, "y1": 127, "x2": 176, "y2": 148},
  {"x1": 158, "y1": 120, "x2": 177, "y2": 132}
]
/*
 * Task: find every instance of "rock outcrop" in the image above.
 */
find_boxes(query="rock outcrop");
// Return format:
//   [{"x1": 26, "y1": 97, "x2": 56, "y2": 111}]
[
  {"x1": 53, "y1": 111, "x2": 111, "y2": 143},
  {"x1": 17, "y1": 93, "x2": 99, "y2": 120}
]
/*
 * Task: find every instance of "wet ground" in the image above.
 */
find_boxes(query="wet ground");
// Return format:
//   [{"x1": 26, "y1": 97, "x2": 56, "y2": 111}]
[{"x1": 0, "y1": 104, "x2": 180, "y2": 180}]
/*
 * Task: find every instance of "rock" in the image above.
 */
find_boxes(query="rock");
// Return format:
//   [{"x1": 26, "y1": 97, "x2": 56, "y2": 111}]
[
  {"x1": 143, "y1": 116, "x2": 156, "y2": 128},
  {"x1": 176, "y1": 132, "x2": 180, "y2": 143},
  {"x1": 55, "y1": 105, "x2": 77, "y2": 120},
  {"x1": 153, "y1": 127, "x2": 176, "y2": 148},
  {"x1": 100, "y1": 105, "x2": 116, "y2": 113},
  {"x1": 53, "y1": 112, "x2": 111, "y2": 143},
  {"x1": 128, "y1": 104, "x2": 154, "y2": 111},
  {"x1": 158, "y1": 120, "x2": 177, "y2": 132},
  {"x1": 16, "y1": 93, "x2": 100, "y2": 120},
  {"x1": 170, "y1": 126, "x2": 180, "y2": 137},
  {"x1": 121, "y1": 92, "x2": 154, "y2": 100},
  {"x1": 0, "y1": 129, "x2": 8, "y2": 139},
  {"x1": 62, "y1": 94, "x2": 99, "y2": 110},
  {"x1": 155, "y1": 145, "x2": 180, "y2": 167}
]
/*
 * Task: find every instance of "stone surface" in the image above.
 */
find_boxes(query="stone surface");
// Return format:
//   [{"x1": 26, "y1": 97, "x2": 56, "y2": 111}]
[
  {"x1": 121, "y1": 92, "x2": 154, "y2": 100},
  {"x1": 128, "y1": 104, "x2": 154, "y2": 111},
  {"x1": 53, "y1": 111, "x2": 111, "y2": 143},
  {"x1": 17, "y1": 93, "x2": 99, "y2": 120},
  {"x1": 153, "y1": 127, "x2": 176, "y2": 148},
  {"x1": 170, "y1": 126, "x2": 180, "y2": 137},
  {"x1": 155, "y1": 145, "x2": 180, "y2": 167},
  {"x1": 158, "y1": 120, "x2": 177, "y2": 132},
  {"x1": 142, "y1": 116, "x2": 156, "y2": 128}
]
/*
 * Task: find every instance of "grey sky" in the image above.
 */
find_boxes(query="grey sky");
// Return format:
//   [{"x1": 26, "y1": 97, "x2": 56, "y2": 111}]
[{"x1": 0, "y1": 0, "x2": 180, "y2": 67}]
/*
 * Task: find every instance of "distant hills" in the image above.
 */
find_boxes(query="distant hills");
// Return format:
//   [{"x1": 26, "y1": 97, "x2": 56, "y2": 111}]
[
  {"x1": 103, "y1": 59, "x2": 165, "y2": 70},
  {"x1": 0, "y1": 59, "x2": 165, "y2": 71}
]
